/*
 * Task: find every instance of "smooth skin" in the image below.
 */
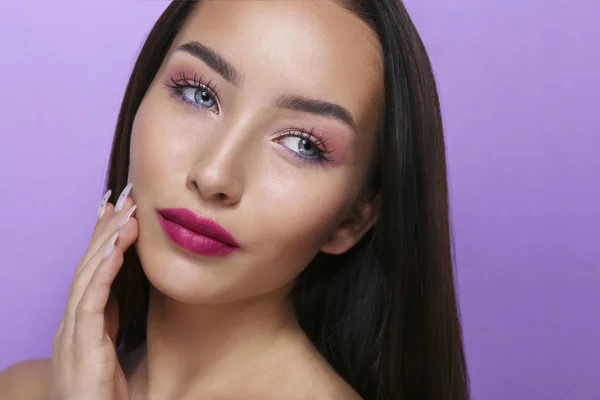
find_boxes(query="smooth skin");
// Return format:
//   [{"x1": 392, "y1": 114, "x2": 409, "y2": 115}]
[{"x1": 1, "y1": 1, "x2": 383, "y2": 398}]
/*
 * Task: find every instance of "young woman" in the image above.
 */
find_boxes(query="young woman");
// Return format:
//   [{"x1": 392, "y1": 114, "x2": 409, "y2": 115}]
[{"x1": 0, "y1": 1, "x2": 469, "y2": 399}]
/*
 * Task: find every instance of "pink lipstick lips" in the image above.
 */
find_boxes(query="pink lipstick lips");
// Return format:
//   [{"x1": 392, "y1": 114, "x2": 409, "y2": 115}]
[{"x1": 156, "y1": 208, "x2": 238, "y2": 256}]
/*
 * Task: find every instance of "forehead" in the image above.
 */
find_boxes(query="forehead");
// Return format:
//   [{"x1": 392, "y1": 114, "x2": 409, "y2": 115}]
[{"x1": 170, "y1": 0, "x2": 384, "y2": 134}]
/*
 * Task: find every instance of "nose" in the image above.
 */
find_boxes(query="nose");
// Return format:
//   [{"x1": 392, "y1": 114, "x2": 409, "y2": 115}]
[{"x1": 186, "y1": 140, "x2": 245, "y2": 207}]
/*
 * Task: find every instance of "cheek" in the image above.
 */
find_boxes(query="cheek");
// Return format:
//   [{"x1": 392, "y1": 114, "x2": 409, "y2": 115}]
[
  {"x1": 234, "y1": 177, "x2": 349, "y2": 296},
  {"x1": 251, "y1": 168, "x2": 351, "y2": 261},
  {"x1": 129, "y1": 94, "x2": 193, "y2": 193}
]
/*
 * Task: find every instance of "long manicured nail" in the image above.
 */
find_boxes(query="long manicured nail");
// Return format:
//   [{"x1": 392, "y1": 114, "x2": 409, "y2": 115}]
[
  {"x1": 96, "y1": 189, "x2": 112, "y2": 220},
  {"x1": 103, "y1": 232, "x2": 119, "y2": 260},
  {"x1": 114, "y1": 182, "x2": 133, "y2": 213},
  {"x1": 117, "y1": 204, "x2": 137, "y2": 229}
]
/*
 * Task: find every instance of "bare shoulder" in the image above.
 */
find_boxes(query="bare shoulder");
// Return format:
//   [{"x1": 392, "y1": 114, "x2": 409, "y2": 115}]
[{"x1": 0, "y1": 358, "x2": 53, "y2": 400}]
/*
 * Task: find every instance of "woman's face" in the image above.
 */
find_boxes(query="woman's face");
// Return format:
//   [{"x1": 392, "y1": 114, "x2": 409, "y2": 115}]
[{"x1": 129, "y1": 0, "x2": 383, "y2": 304}]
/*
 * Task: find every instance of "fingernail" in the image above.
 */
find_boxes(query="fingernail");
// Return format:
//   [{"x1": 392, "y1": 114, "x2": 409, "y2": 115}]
[
  {"x1": 117, "y1": 204, "x2": 137, "y2": 229},
  {"x1": 114, "y1": 182, "x2": 133, "y2": 213},
  {"x1": 96, "y1": 189, "x2": 112, "y2": 220},
  {"x1": 103, "y1": 232, "x2": 119, "y2": 260}
]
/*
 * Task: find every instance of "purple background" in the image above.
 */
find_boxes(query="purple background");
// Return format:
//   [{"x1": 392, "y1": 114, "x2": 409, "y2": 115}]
[{"x1": 0, "y1": 1, "x2": 598, "y2": 398}]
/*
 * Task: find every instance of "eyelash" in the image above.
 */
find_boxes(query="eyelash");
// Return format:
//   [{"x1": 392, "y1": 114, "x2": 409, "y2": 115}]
[
  {"x1": 164, "y1": 72, "x2": 221, "y2": 113},
  {"x1": 163, "y1": 73, "x2": 334, "y2": 164},
  {"x1": 275, "y1": 127, "x2": 334, "y2": 164}
]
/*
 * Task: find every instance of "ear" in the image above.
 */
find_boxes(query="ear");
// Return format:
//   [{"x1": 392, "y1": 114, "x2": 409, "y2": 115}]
[{"x1": 320, "y1": 192, "x2": 381, "y2": 255}]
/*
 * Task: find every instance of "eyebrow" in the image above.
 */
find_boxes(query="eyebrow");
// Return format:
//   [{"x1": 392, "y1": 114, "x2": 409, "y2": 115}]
[
  {"x1": 175, "y1": 41, "x2": 242, "y2": 87},
  {"x1": 175, "y1": 41, "x2": 358, "y2": 133},
  {"x1": 274, "y1": 95, "x2": 357, "y2": 133}
]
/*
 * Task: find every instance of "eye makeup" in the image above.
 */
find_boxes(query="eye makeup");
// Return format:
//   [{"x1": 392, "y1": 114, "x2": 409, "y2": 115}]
[
  {"x1": 273, "y1": 127, "x2": 335, "y2": 165},
  {"x1": 163, "y1": 72, "x2": 221, "y2": 114},
  {"x1": 162, "y1": 63, "x2": 349, "y2": 167}
]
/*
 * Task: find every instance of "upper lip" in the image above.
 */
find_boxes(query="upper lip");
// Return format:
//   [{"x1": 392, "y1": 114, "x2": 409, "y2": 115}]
[{"x1": 156, "y1": 208, "x2": 239, "y2": 247}]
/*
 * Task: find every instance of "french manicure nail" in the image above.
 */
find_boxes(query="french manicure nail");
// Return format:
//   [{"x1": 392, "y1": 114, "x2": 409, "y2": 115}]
[
  {"x1": 117, "y1": 204, "x2": 137, "y2": 229},
  {"x1": 103, "y1": 232, "x2": 119, "y2": 260},
  {"x1": 96, "y1": 189, "x2": 112, "y2": 220},
  {"x1": 114, "y1": 182, "x2": 133, "y2": 213}
]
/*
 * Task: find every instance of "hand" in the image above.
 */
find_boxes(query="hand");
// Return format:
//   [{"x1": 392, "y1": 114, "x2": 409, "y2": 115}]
[{"x1": 51, "y1": 183, "x2": 139, "y2": 400}]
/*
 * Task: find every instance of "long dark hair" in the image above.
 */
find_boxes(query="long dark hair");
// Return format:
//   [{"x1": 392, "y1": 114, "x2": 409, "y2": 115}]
[{"x1": 106, "y1": 1, "x2": 469, "y2": 399}]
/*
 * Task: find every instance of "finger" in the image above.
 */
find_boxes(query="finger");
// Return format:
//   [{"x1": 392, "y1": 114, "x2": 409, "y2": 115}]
[
  {"x1": 75, "y1": 183, "x2": 133, "y2": 275},
  {"x1": 73, "y1": 234, "x2": 124, "y2": 347},
  {"x1": 95, "y1": 189, "x2": 112, "y2": 221},
  {"x1": 90, "y1": 189, "x2": 118, "y2": 243},
  {"x1": 71, "y1": 192, "x2": 114, "y2": 277},
  {"x1": 63, "y1": 215, "x2": 139, "y2": 343},
  {"x1": 78, "y1": 196, "x2": 135, "y2": 273},
  {"x1": 63, "y1": 231, "x2": 119, "y2": 347},
  {"x1": 92, "y1": 182, "x2": 133, "y2": 241},
  {"x1": 52, "y1": 318, "x2": 65, "y2": 357},
  {"x1": 69, "y1": 210, "x2": 138, "y2": 315},
  {"x1": 92, "y1": 202, "x2": 116, "y2": 241},
  {"x1": 52, "y1": 318, "x2": 71, "y2": 383},
  {"x1": 72, "y1": 201, "x2": 116, "y2": 277},
  {"x1": 78, "y1": 203, "x2": 138, "y2": 280}
]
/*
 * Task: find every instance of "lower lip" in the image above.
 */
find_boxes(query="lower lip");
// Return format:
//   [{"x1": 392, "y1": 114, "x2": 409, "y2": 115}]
[{"x1": 157, "y1": 213, "x2": 237, "y2": 257}]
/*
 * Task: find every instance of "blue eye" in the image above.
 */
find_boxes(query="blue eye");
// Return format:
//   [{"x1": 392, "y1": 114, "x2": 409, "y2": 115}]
[
  {"x1": 279, "y1": 136, "x2": 320, "y2": 158},
  {"x1": 164, "y1": 72, "x2": 220, "y2": 113},
  {"x1": 275, "y1": 128, "x2": 334, "y2": 164},
  {"x1": 179, "y1": 87, "x2": 216, "y2": 109}
]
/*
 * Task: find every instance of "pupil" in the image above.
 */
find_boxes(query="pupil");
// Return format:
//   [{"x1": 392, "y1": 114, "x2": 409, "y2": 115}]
[
  {"x1": 196, "y1": 90, "x2": 210, "y2": 104},
  {"x1": 299, "y1": 139, "x2": 315, "y2": 155}
]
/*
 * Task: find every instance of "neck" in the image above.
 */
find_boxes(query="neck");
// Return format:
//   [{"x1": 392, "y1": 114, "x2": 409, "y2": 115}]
[{"x1": 127, "y1": 284, "x2": 309, "y2": 399}]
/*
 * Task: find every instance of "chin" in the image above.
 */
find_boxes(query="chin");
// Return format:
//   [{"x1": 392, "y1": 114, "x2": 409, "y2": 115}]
[{"x1": 137, "y1": 245, "x2": 236, "y2": 304}]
